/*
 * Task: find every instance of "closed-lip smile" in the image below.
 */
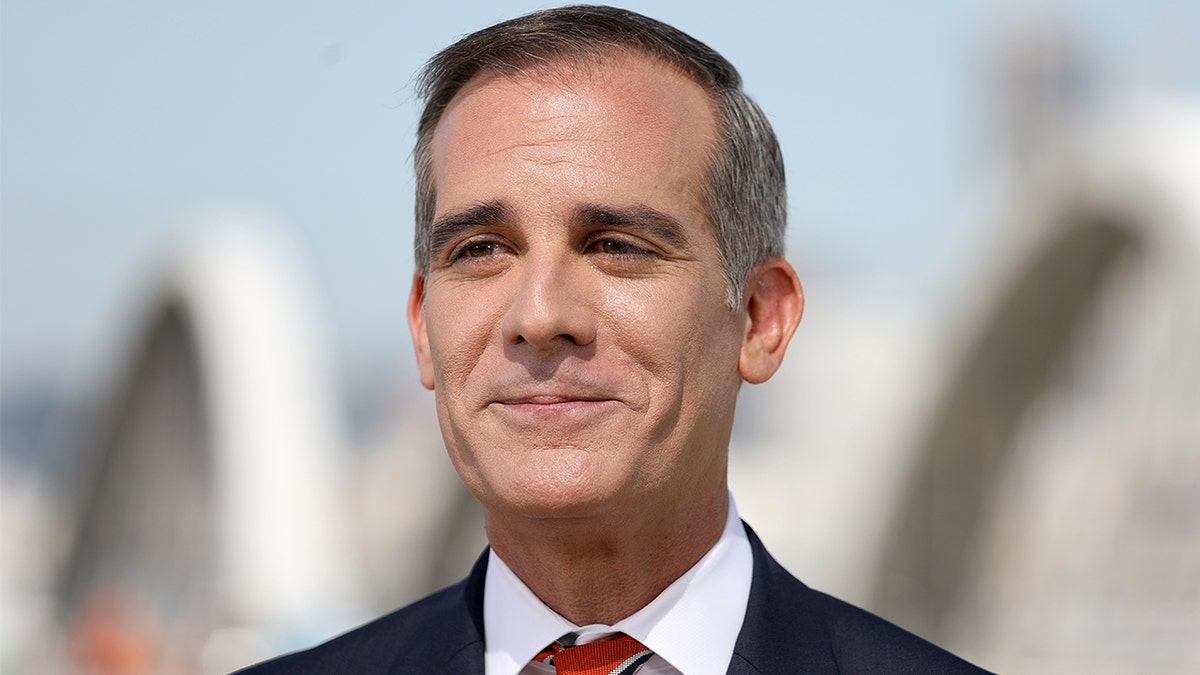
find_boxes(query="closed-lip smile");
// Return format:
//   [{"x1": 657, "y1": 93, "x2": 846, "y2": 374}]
[
  {"x1": 488, "y1": 392, "x2": 620, "y2": 422},
  {"x1": 498, "y1": 394, "x2": 609, "y2": 405}
]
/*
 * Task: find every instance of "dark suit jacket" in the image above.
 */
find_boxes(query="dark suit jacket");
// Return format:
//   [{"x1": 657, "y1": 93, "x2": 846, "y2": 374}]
[{"x1": 239, "y1": 524, "x2": 991, "y2": 673}]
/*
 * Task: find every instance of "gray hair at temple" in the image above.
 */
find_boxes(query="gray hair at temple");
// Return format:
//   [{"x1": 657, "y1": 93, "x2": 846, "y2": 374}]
[{"x1": 413, "y1": 4, "x2": 786, "y2": 308}]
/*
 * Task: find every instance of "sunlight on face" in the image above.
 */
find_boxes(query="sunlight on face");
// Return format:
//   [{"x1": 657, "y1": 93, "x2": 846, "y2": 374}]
[{"x1": 410, "y1": 53, "x2": 745, "y2": 521}]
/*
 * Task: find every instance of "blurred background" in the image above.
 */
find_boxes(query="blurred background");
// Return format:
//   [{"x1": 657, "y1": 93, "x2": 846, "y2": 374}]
[{"x1": 2, "y1": 1, "x2": 1199, "y2": 672}]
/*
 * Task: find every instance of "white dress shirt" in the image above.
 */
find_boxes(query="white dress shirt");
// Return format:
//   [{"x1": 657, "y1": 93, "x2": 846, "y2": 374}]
[{"x1": 483, "y1": 496, "x2": 753, "y2": 675}]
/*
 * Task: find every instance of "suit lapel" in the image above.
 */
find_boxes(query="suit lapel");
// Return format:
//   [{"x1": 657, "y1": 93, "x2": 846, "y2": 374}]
[
  {"x1": 452, "y1": 549, "x2": 489, "y2": 670},
  {"x1": 385, "y1": 549, "x2": 488, "y2": 673},
  {"x1": 448, "y1": 549, "x2": 489, "y2": 671},
  {"x1": 728, "y1": 523, "x2": 839, "y2": 674}
]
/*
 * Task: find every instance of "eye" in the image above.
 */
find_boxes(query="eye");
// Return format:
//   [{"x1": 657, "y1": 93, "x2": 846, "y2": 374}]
[
  {"x1": 444, "y1": 237, "x2": 514, "y2": 271},
  {"x1": 449, "y1": 238, "x2": 506, "y2": 262},
  {"x1": 600, "y1": 239, "x2": 629, "y2": 255},
  {"x1": 588, "y1": 237, "x2": 650, "y2": 257},
  {"x1": 465, "y1": 241, "x2": 497, "y2": 258}
]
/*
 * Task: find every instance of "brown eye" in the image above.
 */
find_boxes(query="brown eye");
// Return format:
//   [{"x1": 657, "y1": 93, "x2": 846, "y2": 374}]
[
  {"x1": 466, "y1": 242, "x2": 495, "y2": 258},
  {"x1": 600, "y1": 240, "x2": 628, "y2": 255}
]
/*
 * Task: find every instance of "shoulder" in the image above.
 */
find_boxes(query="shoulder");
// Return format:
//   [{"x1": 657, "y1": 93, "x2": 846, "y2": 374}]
[
  {"x1": 807, "y1": 588, "x2": 992, "y2": 674},
  {"x1": 734, "y1": 523, "x2": 991, "y2": 674},
  {"x1": 236, "y1": 555, "x2": 488, "y2": 674}
]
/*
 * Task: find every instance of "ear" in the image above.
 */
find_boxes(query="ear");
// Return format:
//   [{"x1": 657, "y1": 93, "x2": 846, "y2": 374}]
[
  {"x1": 407, "y1": 272, "x2": 436, "y2": 390},
  {"x1": 738, "y1": 257, "x2": 804, "y2": 384}
]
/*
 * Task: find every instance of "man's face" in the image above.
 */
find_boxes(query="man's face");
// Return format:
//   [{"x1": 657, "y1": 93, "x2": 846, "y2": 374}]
[{"x1": 409, "y1": 53, "x2": 748, "y2": 520}]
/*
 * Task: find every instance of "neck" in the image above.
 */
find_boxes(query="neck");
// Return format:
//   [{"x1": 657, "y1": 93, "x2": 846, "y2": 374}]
[{"x1": 485, "y1": 487, "x2": 728, "y2": 626}]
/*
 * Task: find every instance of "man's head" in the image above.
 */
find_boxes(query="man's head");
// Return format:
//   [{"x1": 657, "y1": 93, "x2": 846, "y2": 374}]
[
  {"x1": 407, "y1": 6, "x2": 802, "y2": 528},
  {"x1": 413, "y1": 4, "x2": 786, "y2": 308}
]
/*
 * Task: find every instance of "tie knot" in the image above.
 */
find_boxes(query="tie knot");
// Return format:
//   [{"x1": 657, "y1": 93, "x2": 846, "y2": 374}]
[{"x1": 536, "y1": 633, "x2": 654, "y2": 675}]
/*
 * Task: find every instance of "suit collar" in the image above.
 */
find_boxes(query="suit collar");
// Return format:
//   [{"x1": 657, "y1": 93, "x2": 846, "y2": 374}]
[
  {"x1": 462, "y1": 523, "x2": 841, "y2": 674},
  {"x1": 728, "y1": 522, "x2": 838, "y2": 674},
  {"x1": 422, "y1": 548, "x2": 488, "y2": 672}
]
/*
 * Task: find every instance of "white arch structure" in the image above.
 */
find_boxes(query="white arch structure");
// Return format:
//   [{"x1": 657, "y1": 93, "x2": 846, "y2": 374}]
[
  {"x1": 60, "y1": 218, "x2": 363, "y2": 656},
  {"x1": 874, "y1": 94, "x2": 1200, "y2": 669}
]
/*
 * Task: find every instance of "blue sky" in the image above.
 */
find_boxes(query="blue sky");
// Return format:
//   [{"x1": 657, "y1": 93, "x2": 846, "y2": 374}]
[{"x1": 2, "y1": 0, "x2": 1196, "y2": 391}]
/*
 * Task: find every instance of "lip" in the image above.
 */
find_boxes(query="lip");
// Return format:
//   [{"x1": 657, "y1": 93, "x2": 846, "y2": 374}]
[
  {"x1": 498, "y1": 394, "x2": 610, "y2": 405},
  {"x1": 482, "y1": 370, "x2": 631, "y2": 421},
  {"x1": 486, "y1": 376, "x2": 624, "y2": 409},
  {"x1": 487, "y1": 394, "x2": 619, "y2": 423}
]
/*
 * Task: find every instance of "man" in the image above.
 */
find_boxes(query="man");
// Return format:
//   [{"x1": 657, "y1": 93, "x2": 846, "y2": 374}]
[{"x1": 243, "y1": 6, "x2": 989, "y2": 674}]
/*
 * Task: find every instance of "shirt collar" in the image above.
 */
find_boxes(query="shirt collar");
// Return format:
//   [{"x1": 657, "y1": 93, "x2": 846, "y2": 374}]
[{"x1": 483, "y1": 495, "x2": 753, "y2": 675}]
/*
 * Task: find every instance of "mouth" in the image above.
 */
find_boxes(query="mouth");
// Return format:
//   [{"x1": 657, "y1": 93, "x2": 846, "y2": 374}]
[
  {"x1": 499, "y1": 394, "x2": 609, "y2": 405},
  {"x1": 488, "y1": 393, "x2": 619, "y2": 422}
]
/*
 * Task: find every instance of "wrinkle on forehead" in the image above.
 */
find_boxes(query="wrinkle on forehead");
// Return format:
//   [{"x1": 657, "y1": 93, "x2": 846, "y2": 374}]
[{"x1": 487, "y1": 138, "x2": 612, "y2": 157}]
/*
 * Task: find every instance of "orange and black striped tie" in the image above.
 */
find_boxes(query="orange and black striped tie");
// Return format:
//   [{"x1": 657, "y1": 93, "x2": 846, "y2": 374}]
[{"x1": 535, "y1": 633, "x2": 654, "y2": 675}]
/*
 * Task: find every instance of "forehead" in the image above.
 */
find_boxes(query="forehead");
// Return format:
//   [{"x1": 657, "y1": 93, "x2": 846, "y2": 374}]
[{"x1": 429, "y1": 52, "x2": 718, "y2": 225}]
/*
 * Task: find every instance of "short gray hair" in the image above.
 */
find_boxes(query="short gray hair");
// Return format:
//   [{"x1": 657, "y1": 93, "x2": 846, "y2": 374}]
[{"x1": 414, "y1": 5, "x2": 786, "y2": 307}]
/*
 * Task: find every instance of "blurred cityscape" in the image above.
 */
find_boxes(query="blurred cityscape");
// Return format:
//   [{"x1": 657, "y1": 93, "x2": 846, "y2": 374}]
[{"x1": 3, "y1": 5, "x2": 1199, "y2": 674}]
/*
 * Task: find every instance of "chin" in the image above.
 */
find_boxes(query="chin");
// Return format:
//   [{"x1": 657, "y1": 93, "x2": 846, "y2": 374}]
[{"x1": 474, "y1": 456, "x2": 633, "y2": 520}]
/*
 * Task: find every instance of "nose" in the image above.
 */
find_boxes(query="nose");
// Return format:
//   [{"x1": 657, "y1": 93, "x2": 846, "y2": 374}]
[{"x1": 500, "y1": 255, "x2": 597, "y2": 350}]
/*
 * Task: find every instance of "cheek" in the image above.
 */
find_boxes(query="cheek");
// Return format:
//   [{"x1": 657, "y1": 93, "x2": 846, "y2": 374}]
[
  {"x1": 602, "y1": 279, "x2": 741, "y2": 384},
  {"x1": 424, "y1": 289, "x2": 502, "y2": 386},
  {"x1": 599, "y1": 285, "x2": 677, "y2": 373}
]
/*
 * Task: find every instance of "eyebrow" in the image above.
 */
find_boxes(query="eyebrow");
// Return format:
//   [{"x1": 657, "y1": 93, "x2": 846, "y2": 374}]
[
  {"x1": 429, "y1": 201, "x2": 513, "y2": 257},
  {"x1": 574, "y1": 204, "x2": 690, "y2": 250}
]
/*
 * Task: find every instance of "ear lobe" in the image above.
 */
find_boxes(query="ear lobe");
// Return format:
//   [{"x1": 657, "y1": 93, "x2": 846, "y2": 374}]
[
  {"x1": 407, "y1": 273, "x2": 436, "y2": 390},
  {"x1": 738, "y1": 258, "x2": 804, "y2": 384}
]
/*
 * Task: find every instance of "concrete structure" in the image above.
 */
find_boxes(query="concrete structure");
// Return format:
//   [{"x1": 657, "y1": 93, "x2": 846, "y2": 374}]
[
  {"x1": 56, "y1": 219, "x2": 365, "y2": 671},
  {"x1": 874, "y1": 22, "x2": 1200, "y2": 672}
]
